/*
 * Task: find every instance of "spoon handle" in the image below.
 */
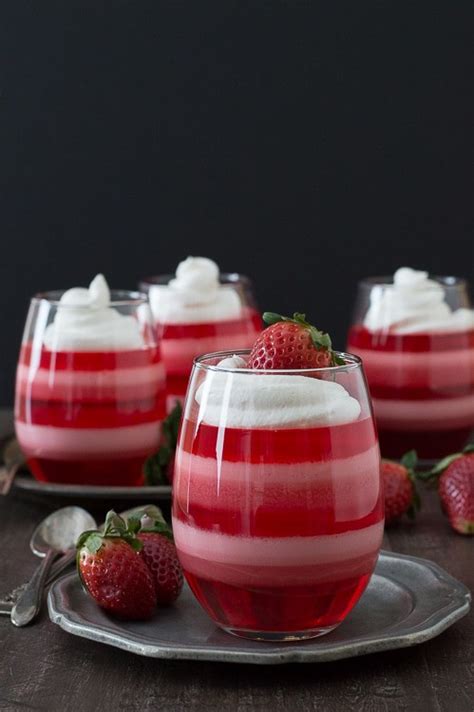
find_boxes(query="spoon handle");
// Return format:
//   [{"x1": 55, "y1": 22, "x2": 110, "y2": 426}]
[
  {"x1": 11, "y1": 550, "x2": 58, "y2": 627},
  {"x1": 46, "y1": 549, "x2": 76, "y2": 585},
  {"x1": 0, "y1": 460, "x2": 21, "y2": 496}
]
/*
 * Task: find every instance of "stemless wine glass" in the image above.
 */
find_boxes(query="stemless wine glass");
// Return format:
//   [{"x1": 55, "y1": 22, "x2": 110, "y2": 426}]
[
  {"x1": 347, "y1": 276, "x2": 474, "y2": 460},
  {"x1": 14, "y1": 291, "x2": 165, "y2": 486},
  {"x1": 139, "y1": 273, "x2": 261, "y2": 411},
  {"x1": 172, "y1": 349, "x2": 383, "y2": 641}
]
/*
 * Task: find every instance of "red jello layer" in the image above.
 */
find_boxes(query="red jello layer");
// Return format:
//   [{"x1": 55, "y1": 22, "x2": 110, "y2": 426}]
[
  {"x1": 19, "y1": 343, "x2": 162, "y2": 370},
  {"x1": 183, "y1": 571, "x2": 372, "y2": 633},
  {"x1": 166, "y1": 376, "x2": 190, "y2": 399},
  {"x1": 181, "y1": 417, "x2": 377, "y2": 464},
  {"x1": 27, "y1": 455, "x2": 145, "y2": 486},
  {"x1": 15, "y1": 396, "x2": 165, "y2": 428},
  {"x1": 158, "y1": 310, "x2": 262, "y2": 339},
  {"x1": 348, "y1": 325, "x2": 474, "y2": 352},
  {"x1": 174, "y1": 503, "x2": 383, "y2": 538}
]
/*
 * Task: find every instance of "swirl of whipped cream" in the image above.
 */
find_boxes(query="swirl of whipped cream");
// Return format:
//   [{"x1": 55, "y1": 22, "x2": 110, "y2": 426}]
[
  {"x1": 195, "y1": 356, "x2": 361, "y2": 428},
  {"x1": 43, "y1": 274, "x2": 145, "y2": 351},
  {"x1": 149, "y1": 257, "x2": 242, "y2": 324},
  {"x1": 364, "y1": 267, "x2": 474, "y2": 334}
]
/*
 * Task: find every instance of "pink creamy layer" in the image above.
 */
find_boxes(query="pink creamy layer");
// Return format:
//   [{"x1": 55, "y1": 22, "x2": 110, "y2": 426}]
[
  {"x1": 373, "y1": 394, "x2": 474, "y2": 431},
  {"x1": 16, "y1": 421, "x2": 161, "y2": 459},
  {"x1": 173, "y1": 519, "x2": 383, "y2": 587},
  {"x1": 175, "y1": 445, "x2": 381, "y2": 521},
  {"x1": 166, "y1": 394, "x2": 185, "y2": 412},
  {"x1": 351, "y1": 347, "x2": 474, "y2": 390},
  {"x1": 16, "y1": 363, "x2": 165, "y2": 401},
  {"x1": 161, "y1": 332, "x2": 258, "y2": 375}
]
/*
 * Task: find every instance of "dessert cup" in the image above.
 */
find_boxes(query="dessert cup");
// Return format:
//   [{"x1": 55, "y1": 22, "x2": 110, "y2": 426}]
[
  {"x1": 172, "y1": 349, "x2": 383, "y2": 641},
  {"x1": 15, "y1": 279, "x2": 165, "y2": 485},
  {"x1": 347, "y1": 270, "x2": 474, "y2": 460},
  {"x1": 140, "y1": 258, "x2": 261, "y2": 411}
]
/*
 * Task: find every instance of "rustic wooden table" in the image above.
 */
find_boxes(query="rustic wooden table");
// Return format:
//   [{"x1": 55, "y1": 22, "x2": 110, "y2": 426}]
[{"x1": 0, "y1": 410, "x2": 472, "y2": 712}]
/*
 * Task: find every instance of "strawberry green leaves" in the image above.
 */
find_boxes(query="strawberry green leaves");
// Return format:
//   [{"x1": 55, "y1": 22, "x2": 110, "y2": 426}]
[
  {"x1": 400, "y1": 450, "x2": 421, "y2": 519},
  {"x1": 127, "y1": 506, "x2": 173, "y2": 541},
  {"x1": 417, "y1": 444, "x2": 474, "y2": 482},
  {"x1": 144, "y1": 402, "x2": 182, "y2": 485},
  {"x1": 76, "y1": 510, "x2": 143, "y2": 554}
]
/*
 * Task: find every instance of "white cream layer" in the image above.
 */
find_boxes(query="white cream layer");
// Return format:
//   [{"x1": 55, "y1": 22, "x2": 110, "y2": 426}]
[
  {"x1": 364, "y1": 267, "x2": 474, "y2": 334},
  {"x1": 173, "y1": 519, "x2": 384, "y2": 568},
  {"x1": 195, "y1": 366, "x2": 361, "y2": 428},
  {"x1": 149, "y1": 257, "x2": 242, "y2": 324},
  {"x1": 372, "y1": 394, "x2": 474, "y2": 431},
  {"x1": 43, "y1": 274, "x2": 145, "y2": 351},
  {"x1": 15, "y1": 422, "x2": 161, "y2": 459},
  {"x1": 350, "y1": 346, "x2": 474, "y2": 390}
]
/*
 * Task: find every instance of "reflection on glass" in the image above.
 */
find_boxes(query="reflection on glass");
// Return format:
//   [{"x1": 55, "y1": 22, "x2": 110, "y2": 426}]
[{"x1": 172, "y1": 349, "x2": 383, "y2": 641}]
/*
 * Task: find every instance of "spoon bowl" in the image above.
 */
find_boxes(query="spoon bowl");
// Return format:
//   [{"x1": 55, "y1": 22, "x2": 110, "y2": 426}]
[{"x1": 30, "y1": 506, "x2": 96, "y2": 557}]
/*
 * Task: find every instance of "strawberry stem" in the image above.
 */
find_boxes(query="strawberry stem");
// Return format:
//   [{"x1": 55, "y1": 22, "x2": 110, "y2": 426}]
[{"x1": 417, "y1": 444, "x2": 474, "y2": 481}]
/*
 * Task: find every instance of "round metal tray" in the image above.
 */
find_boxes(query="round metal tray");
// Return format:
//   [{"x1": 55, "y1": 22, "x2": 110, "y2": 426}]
[{"x1": 48, "y1": 551, "x2": 470, "y2": 665}]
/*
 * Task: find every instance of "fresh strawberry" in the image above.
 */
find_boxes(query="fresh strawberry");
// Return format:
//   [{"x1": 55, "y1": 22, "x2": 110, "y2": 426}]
[
  {"x1": 381, "y1": 450, "x2": 420, "y2": 525},
  {"x1": 422, "y1": 446, "x2": 474, "y2": 535},
  {"x1": 127, "y1": 507, "x2": 183, "y2": 605},
  {"x1": 77, "y1": 511, "x2": 157, "y2": 620},
  {"x1": 248, "y1": 312, "x2": 344, "y2": 370},
  {"x1": 137, "y1": 533, "x2": 183, "y2": 604}
]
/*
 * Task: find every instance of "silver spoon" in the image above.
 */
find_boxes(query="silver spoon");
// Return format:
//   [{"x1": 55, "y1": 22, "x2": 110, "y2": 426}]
[
  {"x1": 0, "y1": 507, "x2": 161, "y2": 616},
  {"x1": 11, "y1": 506, "x2": 96, "y2": 627}
]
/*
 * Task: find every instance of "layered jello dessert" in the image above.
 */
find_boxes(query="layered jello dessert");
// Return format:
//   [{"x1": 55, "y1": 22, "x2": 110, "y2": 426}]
[
  {"x1": 15, "y1": 275, "x2": 166, "y2": 485},
  {"x1": 348, "y1": 268, "x2": 474, "y2": 459},
  {"x1": 173, "y1": 313, "x2": 383, "y2": 640},
  {"x1": 140, "y1": 257, "x2": 261, "y2": 410}
]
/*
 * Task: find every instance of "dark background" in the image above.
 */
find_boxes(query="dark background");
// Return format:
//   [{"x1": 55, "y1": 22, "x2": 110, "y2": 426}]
[{"x1": 1, "y1": 2, "x2": 472, "y2": 405}]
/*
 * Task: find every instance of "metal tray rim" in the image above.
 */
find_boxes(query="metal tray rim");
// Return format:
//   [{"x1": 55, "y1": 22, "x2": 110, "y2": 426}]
[{"x1": 47, "y1": 550, "x2": 471, "y2": 665}]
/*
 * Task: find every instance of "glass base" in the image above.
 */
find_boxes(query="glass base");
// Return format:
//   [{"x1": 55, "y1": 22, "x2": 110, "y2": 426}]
[{"x1": 221, "y1": 624, "x2": 338, "y2": 642}]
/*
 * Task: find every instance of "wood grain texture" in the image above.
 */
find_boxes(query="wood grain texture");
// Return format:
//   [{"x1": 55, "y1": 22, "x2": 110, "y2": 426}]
[{"x1": 0, "y1": 412, "x2": 472, "y2": 712}]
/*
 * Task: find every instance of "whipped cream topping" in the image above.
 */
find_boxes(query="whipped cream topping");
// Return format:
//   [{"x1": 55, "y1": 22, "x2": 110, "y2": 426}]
[
  {"x1": 364, "y1": 267, "x2": 474, "y2": 334},
  {"x1": 195, "y1": 357, "x2": 361, "y2": 428},
  {"x1": 149, "y1": 257, "x2": 242, "y2": 324},
  {"x1": 43, "y1": 274, "x2": 145, "y2": 351}
]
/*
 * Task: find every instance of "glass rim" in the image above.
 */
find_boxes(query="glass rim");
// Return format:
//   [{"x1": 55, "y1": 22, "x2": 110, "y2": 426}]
[
  {"x1": 139, "y1": 272, "x2": 253, "y2": 288},
  {"x1": 193, "y1": 348, "x2": 362, "y2": 375},
  {"x1": 358, "y1": 274, "x2": 467, "y2": 289},
  {"x1": 31, "y1": 289, "x2": 149, "y2": 307}
]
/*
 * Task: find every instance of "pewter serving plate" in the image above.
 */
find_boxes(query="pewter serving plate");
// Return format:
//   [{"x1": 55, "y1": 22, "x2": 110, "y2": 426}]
[
  {"x1": 1, "y1": 435, "x2": 171, "y2": 500},
  {"x1": 48, "y1": 551, "x2": 470, "y2": 664},
  {"x1": 13, "y1": 474, "x2": 171, "y2": 501}
]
